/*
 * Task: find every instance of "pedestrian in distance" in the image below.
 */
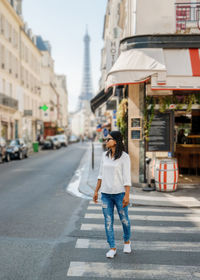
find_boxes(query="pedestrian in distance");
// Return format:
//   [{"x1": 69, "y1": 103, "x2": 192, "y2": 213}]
[{"x1": 93, "y1": 130, "x2": 132, "y2": 258}]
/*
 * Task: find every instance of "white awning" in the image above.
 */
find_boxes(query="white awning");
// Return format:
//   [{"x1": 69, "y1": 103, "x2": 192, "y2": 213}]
[{"x1": 105, "y1": 48, "x2": 200, "y2": 91}]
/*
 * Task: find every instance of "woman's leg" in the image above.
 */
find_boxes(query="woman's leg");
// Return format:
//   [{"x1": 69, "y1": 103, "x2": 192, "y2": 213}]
[
  {"x1": 114, "y1": 193, "x2": 131, "y2": 243},
  {"x1": 101, "y1": 193, "x2": 115, "y2": 248}
]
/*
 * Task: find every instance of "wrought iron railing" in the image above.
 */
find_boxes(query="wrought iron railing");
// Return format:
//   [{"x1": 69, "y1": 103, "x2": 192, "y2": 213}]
[
  {"x1": 176, "y1": 2, "x2": 200, "y2": 31},
  {"x1": 0, "y1": 93, "x2": 18, "y2": 110}
]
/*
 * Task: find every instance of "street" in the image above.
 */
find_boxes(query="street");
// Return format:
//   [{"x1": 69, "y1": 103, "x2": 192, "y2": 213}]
[
  {"x1": 0, "y1": 143, "x2": 89, "y2": 280},
  {"x1": 0, "y1": 143, "x2": 200, "y2": 279}
]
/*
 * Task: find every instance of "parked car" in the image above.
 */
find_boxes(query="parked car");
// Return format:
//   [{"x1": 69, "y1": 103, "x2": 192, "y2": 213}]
[
  {"x1": 51, "y1": 136, "x2": 61, "y2": 149},
  {"x1": 0, "y1": 137, "x2": 10, "y2": 163},
  {"x1": 6, "y1": 139, "x2": 29, "y2": 160},
  {"x1": 55, "y1": 134, "x2": 68, "y2": 147},
  {"x1": 42, "y1": 136, "x2": 61, "y2": 150},
  {"x1": 69, "y1": 135, "x2": 79, "y2": 143}
]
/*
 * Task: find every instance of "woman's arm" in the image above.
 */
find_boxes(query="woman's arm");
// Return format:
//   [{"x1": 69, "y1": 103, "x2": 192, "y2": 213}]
[
  {"x1": 123, "y1": 185, "x2": 130, "y2": 208},
  {"x1": 122, "y1": 154, "x2": 131, "y2": 208},
  {"x1": 93, "y1": 179, "x2": 102, "y2": 203},
  {"x1": 93, "y1": 153, "x2": 104, "y2": 203}
]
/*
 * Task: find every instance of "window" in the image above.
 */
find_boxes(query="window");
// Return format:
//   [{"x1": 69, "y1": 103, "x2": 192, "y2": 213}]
[
  {"x1": 8, "y1": 23, "x2": 12, "y2": 42},
  {"x1": 25, "y1": 69, "x2": 28, "y2": 88},
  {"x1": 176, "y1": 2, "x2": 200, "y2": 31},
  {"x1": 2, "y1": 79, "x2": 5, "y2": 94},
  {"x1": 5, "y1": 20, "x2": 9, "y2": 40},
  {"x1": 9, "y1": 51, "x2": 12, "y2": 74},
  {"x1": 15, "y1": 58, "x2": 18, "y2": 78},
  {"x1": 27, "y1": 71, "x2": 29, "y2": 88},
  {"x1": 25, "y1": 46, "x2": 28, "y2": 62},
  {"x1": 0, "y1": 15, "x2": 5, "y2": 34},
  {"x1": 4, "y1": 49, "x2": 8, "y2": 71},
  {"x1": 21, "y1": 43, "x2": 24, "y2": 59},
  {"x1": 9, "y1": 83, "x2": 12, "y2": 97},
  {"x1": 1, "y1": 44, "x2": 5, "y2": 68},
  {"x1": 21, "y1": 66, "x2": 24, "y2": 85},
  {"x1": 113, "y1": 27, "x2": 118, "y2": 39}
]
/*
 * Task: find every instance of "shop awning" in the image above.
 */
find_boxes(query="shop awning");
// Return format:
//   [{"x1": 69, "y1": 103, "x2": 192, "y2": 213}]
[
  {"x1": 105, "y1": 48, "x2": 200, "y2": 91},
  {"x1": 90, "y1": 87, "x2": 113, "y2": 113}
]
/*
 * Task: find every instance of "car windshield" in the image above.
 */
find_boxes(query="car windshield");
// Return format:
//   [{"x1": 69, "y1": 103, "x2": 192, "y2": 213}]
[{"x1": 10, "y1": 140, "x2": 19, "y2": 146}]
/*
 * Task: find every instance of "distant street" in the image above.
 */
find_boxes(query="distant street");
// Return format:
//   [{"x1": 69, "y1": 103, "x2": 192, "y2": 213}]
[{"x1": 0, "y1": 143, "x2": 89, "y2": 280}]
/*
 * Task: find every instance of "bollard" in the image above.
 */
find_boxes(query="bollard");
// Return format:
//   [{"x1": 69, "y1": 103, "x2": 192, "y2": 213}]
[{"x1": 92, "y1": 142, "x2": 94, "y2": 169}]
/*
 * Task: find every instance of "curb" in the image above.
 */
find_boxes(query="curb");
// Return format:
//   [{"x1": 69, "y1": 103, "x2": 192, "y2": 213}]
[{"x1": 74, "y1": 144, "x2": 200, "y2": 209}]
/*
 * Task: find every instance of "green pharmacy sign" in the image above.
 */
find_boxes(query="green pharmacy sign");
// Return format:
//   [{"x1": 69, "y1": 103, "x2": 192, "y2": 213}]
[{"x1": 39, "y1": 105, "x2": 48, "y2": 111}]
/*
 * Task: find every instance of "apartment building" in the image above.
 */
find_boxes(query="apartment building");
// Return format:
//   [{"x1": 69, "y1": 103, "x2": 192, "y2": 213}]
[
  {"x1": 94, "y1": 0, "x2": 200, "y2": 186},
  {"x1": 0, "y1": 0, "x2": 23, "y2": 140},
  {"x1": 55, "y1": 75, "x2": 68, "y2": 133},
  {"x1": 0, "y1": 0, "x2": 69, "y2": 141},
  {"x1": 21, "y1": 28, "x2": 42, "y2": 142},
  {"x1": 91, "y1": 0, "x2": 123, "y2": 135}
]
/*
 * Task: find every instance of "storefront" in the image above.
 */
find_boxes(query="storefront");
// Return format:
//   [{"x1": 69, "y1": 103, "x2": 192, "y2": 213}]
[
  {"x1": 105, "y1": 34, "x2": 200, "y2": 186},
  {"x1": 144, "y1": 91, "x2": 200, "y2": 184},
  {"x1": 43, "y1": 122, "x2": 57, "y2": 139}
]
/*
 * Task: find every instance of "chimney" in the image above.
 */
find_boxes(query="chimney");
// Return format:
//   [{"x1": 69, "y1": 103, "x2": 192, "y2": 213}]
[{"x1": 16, "y1": 0, "x2": 22, "y2": 16}]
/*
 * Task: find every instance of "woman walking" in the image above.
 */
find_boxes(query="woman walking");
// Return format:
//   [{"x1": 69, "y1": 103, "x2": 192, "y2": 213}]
[{"x1": 93, "y1": 131, "x2": 131, "y2": 258}]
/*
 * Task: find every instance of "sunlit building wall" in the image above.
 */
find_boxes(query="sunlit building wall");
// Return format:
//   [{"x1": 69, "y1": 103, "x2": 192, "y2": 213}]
[{"x1": 0, "y1": 0, "x2": 23, "y2": 140}]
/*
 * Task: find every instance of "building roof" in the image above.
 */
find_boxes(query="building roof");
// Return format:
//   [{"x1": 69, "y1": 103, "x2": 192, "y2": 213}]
[{"x1": 36, "y1": 36, "x2": 51, "y2": 54}]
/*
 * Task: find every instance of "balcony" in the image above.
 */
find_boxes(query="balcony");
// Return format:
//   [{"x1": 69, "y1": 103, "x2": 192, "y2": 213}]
[
  {"x1": 0, "y1": 93, "x2": 18, "y2": 110},
  {"x1": 24, "y1": 110, "x2": 33, "y2": 117},
  {"x1": 176, "y1": 2, "x2": 200, "y2": 32}
]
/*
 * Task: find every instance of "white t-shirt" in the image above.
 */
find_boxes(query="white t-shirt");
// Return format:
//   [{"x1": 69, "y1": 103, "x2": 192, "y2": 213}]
[{"x1": 97, "y1": 151, "x2": 131, "y2": 194}]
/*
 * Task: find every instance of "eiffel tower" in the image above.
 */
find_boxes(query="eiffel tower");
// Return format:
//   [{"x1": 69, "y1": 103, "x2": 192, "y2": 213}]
[{"x1": 78, "y1": 28, "x2": 93, "y2": 110}]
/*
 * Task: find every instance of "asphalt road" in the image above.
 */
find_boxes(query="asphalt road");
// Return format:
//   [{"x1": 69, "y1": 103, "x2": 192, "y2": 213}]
[
  {"x1": 0, "y1": 142, "x2": 89, "y2": 280},
  {"x1": 1, "y1": 142, "x2": 200, "y2": 280}
]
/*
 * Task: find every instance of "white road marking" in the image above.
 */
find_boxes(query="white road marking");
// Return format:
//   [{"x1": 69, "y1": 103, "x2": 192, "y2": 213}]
[
  {"x1": 84, "y1": 213, "x2": 200, "y2": 222},
  {"x1": 80, "y1": 223, "x2": 200, "y2": 233},
  {"x1": 75, "y1": 238, "x2": 200, "y2": 252},
  {"x1": 67, "y1": 262, "x2": 200, "y2": 279},
  {"x1": 87, "y1": 205, "x2": 200, "y2": 214}
]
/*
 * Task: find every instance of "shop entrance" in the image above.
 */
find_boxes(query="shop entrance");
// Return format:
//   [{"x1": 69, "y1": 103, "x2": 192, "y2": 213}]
[
  {"x1": 1, "y1": 122, "x2": 8, "y2": 140},
  {"x1": 175, "y1": 109, "x2": 200, "y2": 184},
  {"x1": 146, "y1": 90, "x2": 200, "y2": 185}
]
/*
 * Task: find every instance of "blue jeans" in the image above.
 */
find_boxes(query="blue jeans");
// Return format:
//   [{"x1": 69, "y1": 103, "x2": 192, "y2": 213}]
[{"x1": 101, "y1": 192, "x2": 131, "y2": 248}]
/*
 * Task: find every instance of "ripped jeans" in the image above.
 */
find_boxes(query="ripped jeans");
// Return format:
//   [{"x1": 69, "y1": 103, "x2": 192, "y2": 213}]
[{"x1": 101, "y1": 192, "x2": 131, "y2": 248}]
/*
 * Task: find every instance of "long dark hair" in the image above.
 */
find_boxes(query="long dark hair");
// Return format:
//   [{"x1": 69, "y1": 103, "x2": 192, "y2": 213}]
[{"x1": 106, "y1": 131, "x2": 125, "y2": 160}]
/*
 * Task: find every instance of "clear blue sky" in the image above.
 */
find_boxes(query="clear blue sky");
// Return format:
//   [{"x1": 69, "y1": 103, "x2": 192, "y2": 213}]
[{"x1": 23, "y1": 0, "x2": 107, "y2": 112}]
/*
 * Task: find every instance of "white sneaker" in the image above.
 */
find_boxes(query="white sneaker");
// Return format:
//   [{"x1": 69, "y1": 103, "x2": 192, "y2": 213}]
[
  {"x1": 123, "y1": 242, "x2": 131, "y2": 254},
  {"x1": 106, "y1": 249, "x2": 117, "y2": 258}
]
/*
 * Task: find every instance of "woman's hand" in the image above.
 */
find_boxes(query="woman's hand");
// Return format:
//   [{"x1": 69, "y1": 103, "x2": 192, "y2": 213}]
[
  {"x1": 93, "y1": 191, "x2": 98, "y2": 204},
  {"x1": 123, "y1": 193, "x2": 129, "y2": 208}
]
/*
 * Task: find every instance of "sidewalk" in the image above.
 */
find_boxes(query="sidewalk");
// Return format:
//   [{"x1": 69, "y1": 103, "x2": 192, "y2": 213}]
[{"x1": 79, "y1": 142, "x2": 200, "y2": 208}]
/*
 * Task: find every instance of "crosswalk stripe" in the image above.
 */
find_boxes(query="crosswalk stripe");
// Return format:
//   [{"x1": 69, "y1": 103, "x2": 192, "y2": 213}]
[
  {"x1": 87, "y1": 205, "x2": 200, "y2": 214},
  {"x1": 80, "y1": 223, "x2": 200, "y2": 233},
  {"x1": 84, "y1": 213, "x2": 200, "y2": 222},
  {"x1": 75, "y1": 238, "x2": 200, "y2": 252},
  {"x1": 67, "y1": 262, "x2": 200, "y2": 279}
]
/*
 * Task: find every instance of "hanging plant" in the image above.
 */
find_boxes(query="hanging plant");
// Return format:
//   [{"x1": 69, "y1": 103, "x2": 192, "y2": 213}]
[
  {"x1": 116, "y1": 98, "x2": 128, "y2": 141},
  {"x1": 158, "y1": 96, "x2": 172, "y2": 113},
  {"x1": 143, "y1": 97, "x2": 155, "y2": 141},
  {"x1": 184, "y1": 94, "x2": 196, "y2": 113}
]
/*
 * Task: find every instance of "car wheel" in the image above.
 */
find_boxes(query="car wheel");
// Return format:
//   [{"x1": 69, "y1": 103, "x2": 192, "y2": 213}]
[
  {"x1": 6, "y1": 154, "x2": 11, "y2": 162},
  {"x1": 25, "y1": 151, "x2": 28, "y2": 158},
  {"x1": 0, "y1": 156, "x2": 2, "y2": 164},
  {"x1": 19, "y1": 152, "x2": 23, "y2": 160}
]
